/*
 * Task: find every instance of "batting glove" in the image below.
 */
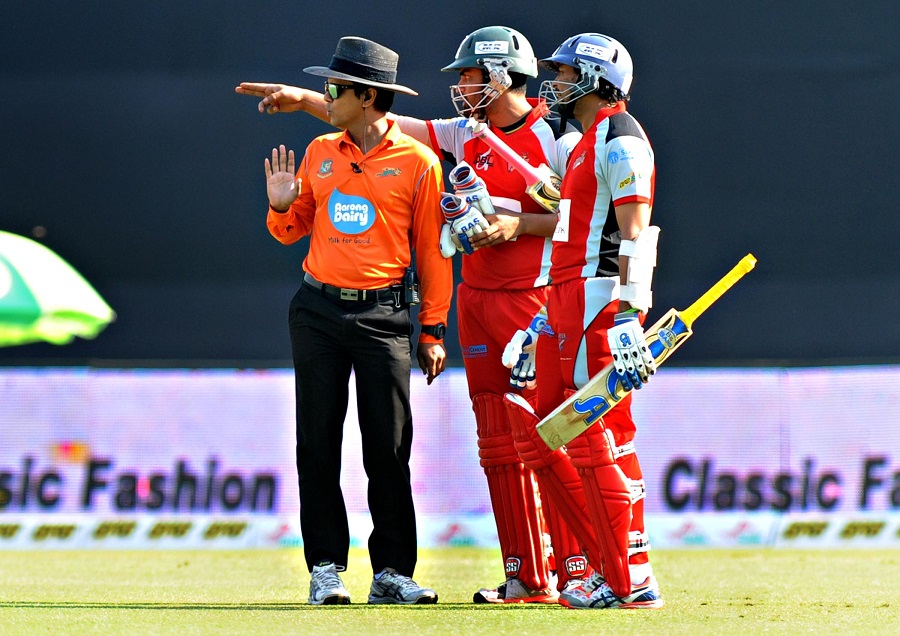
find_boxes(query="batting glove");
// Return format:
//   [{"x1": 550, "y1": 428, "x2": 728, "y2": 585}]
[
  {"x1": 438, "y1": 223, "x2": 462, "y2": 258},
  {"x1": 440, "y1": 193, "x2": 489, "y2": 255},
  {"x1": 449, "y1": 162, "x2": 496, "y2": 217},
  {"x1": 502, "y1": 309, "x2": 547, "y2": 390},
  {"x1": 607, "y1": 311, "x2": 656, "y2": 391}
]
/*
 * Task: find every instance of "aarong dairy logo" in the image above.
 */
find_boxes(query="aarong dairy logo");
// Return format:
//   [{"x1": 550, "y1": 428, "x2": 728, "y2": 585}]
[{"x1": 328, "y1": 190, "x2": 375, "y2": 234}]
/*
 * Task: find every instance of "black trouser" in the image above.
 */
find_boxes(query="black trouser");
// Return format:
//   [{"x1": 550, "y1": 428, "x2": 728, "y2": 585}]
[{"x1": 289, "y1": 281, "x2": 417, "y2": 576}]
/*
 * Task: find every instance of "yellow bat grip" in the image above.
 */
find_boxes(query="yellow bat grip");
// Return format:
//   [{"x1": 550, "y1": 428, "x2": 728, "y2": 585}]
[{"x1": 680, "y1": 254, "x2": 757, "y2": 327}]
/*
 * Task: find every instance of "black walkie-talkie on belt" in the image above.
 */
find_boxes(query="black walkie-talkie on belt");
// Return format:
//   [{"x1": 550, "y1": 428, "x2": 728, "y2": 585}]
[{"x1": 403, "y1": 263, "x2": 420, "y2": 306}]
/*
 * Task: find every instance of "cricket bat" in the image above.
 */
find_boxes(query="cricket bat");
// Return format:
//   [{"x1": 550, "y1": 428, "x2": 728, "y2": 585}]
[
  {"x1": 469, "y1": 120, "x2": 561, "y2": 212},
  {"x1": 536, "y1": 254, "x2": 758, "y2": 450}
]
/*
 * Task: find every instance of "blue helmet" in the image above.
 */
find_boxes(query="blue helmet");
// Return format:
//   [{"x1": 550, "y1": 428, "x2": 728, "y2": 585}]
[{"x1": 538, "y1": 33, "x2": 633, "y2": 109}]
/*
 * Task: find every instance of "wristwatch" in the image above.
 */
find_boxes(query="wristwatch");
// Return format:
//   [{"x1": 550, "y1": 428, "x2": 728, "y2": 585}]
[{"x1": 421, "y1": 323, "x2": 446, "y2": 340}]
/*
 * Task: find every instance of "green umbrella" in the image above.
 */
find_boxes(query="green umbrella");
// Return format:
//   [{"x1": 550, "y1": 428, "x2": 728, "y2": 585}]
[{"x1": 0, "y1": 230, "x2": 116, "y2": 347}]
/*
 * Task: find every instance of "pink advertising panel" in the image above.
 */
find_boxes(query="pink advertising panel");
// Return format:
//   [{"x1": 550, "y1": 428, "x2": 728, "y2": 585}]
[{"x1": 1, "y1": 365, "x2": 897, "y2": 548}]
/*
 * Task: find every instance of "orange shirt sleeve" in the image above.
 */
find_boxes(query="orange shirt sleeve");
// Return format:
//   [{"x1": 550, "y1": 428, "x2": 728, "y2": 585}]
[{"x1": 411, "y1": 155, "x2": 453, "y2": 342}]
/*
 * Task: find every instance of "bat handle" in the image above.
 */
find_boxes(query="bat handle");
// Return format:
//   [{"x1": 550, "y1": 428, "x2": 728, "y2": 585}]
[
  {"x1": 470, "y1": 120, "x2": 543, "y2": 183},
  {"x1": 680, "y1": 254, "x2": 757, "y2": 327}
]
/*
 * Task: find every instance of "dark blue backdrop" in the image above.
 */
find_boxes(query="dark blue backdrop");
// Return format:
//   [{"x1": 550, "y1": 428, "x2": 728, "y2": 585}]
[{"x1": 2, "y1": 1, "x2": 898, "y2": 366}]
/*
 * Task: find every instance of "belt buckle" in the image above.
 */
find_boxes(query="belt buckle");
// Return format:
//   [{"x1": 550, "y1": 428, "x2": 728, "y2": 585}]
[{"x1": 339, "y1": 288, "x2": 359, "y2": 301}]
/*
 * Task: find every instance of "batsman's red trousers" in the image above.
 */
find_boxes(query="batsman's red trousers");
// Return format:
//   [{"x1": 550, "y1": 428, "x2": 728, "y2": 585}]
[{"x1": 536, "y1": 277, "x2": 649, "y2": 566}]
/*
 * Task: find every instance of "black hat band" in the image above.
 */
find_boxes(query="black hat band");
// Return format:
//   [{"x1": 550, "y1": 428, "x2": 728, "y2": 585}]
[{"x1": 329, "y1": 56, "x2": 397, "y2": 85}]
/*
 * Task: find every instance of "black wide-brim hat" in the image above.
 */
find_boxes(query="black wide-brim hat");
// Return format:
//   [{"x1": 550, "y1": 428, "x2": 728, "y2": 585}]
[{"x1": 304, "y1": 36, "x2": 418, "y2": 96}]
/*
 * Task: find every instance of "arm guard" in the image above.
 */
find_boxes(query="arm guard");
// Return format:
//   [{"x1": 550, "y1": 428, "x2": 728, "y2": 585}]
[{"x1": 618, "y1": 226, "x2": 660, "y2": 313}]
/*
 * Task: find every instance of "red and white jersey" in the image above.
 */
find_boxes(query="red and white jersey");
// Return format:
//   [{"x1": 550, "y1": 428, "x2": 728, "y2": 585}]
[
  {"x1": 550, "y1": 102, "x2": 655, "y2": 285},
  {"x1": 427, "y1": 102, "x2": 579, "y2": 291}
]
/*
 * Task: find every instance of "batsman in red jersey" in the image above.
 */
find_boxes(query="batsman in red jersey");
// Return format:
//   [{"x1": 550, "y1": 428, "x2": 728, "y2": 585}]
[
  {"x1": 424, "y1": 27, "x2": 590, "y2": 603},
  {"x1": 235, "y1": 26, "x2": 601, "y2": 603},
  {"x1": 504, "y1": 33, "x2": 664, "y2": 609}
]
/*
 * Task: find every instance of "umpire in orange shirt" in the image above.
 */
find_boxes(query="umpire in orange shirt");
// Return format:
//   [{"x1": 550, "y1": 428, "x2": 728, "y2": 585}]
[{"x1": 263, "y1": 37, "x2": 452, "y2": 605}]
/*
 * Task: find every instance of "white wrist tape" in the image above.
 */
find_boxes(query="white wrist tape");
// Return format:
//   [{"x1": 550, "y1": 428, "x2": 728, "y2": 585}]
[{"x1": 618, "y1": 226, "x2": 660, "y2": 312}]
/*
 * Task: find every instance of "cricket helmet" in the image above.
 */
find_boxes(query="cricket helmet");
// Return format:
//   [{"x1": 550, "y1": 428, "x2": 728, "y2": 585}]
[
  {"x1": 539, "y1": 33, "x2": 634, "y2": 107},
  {"x1": 443, "y1": 26, "x2": 537, "y2": 117},
  {"x1": 442, "y1": 26, "x2": 538, "y2": 77}
]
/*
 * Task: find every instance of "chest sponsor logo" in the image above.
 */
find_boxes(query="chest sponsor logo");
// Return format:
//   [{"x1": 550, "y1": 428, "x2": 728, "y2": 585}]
[
  {"x1": 474, "y1": 149, "x2": 493, "y2": 171},
  {"x1": 376, "y1": 167, "x2": 402, "y2": 177},
  {"x1": 572, "y1": 151, "x2": 586, "y2": 170},
  {"x1": 328, "y1": 189, "x2": 375, "y2": 235},
  {"x1": 317, "y1": 159, "x2": 334, "y2": 178}
]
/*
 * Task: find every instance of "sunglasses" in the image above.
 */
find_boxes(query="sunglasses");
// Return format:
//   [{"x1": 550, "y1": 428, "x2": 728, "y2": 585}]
[{"x1": 324, "y1": 82, "x2": 355, "y2": 99}]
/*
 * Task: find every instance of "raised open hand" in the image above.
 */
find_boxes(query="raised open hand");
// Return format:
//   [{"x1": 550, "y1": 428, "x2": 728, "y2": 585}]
[{"x1": 265, "y1": 145, "x2": 301, "y2": 212}]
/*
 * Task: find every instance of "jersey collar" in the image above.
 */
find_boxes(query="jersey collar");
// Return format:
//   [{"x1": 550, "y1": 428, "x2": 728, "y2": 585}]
[
  {"x1": 338, "y1": 118, "x2": 400, "y2": 152},
  {"x1": 495, "y1": 99, "x2": 549, "y2": 135},
  {"x1": 592, "y1": 100, "x2": 627, "y2": 126}
]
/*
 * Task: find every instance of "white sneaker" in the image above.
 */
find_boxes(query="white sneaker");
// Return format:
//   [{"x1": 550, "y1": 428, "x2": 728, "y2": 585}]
[
  {"x1": 368, "y1": 568, "x2": 438, "y2": 605},
  {"x1": 561, "y1": 571, "x2": 605, "y2": 596},
  {"x1": 473, "y1": 577, "x2": 559, "y2": 604},
  {"x1": 559, "y1": 570, "x2": 606, "y2": 607},
  {"x1": 563, "y1": 575, "x2": 663, "y2": 610},
  {"x1": 308, "y1": 562, "x2": 351, "y2": 606}
]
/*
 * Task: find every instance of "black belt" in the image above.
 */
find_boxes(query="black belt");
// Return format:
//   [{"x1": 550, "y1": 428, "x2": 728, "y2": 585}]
[{"x1": 303, "y1": 273, "x2": 403, "y2": 306}]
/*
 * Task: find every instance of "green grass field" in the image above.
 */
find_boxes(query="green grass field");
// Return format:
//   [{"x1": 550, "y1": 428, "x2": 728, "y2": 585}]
[{"x1": 0, "y1": 548, "x2": 898, "y2": 635}]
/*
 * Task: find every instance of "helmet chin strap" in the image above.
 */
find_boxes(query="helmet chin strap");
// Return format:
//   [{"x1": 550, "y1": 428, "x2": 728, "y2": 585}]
[{"x1": 558, "y1": 99, "x2": 576, "y2": 131}]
